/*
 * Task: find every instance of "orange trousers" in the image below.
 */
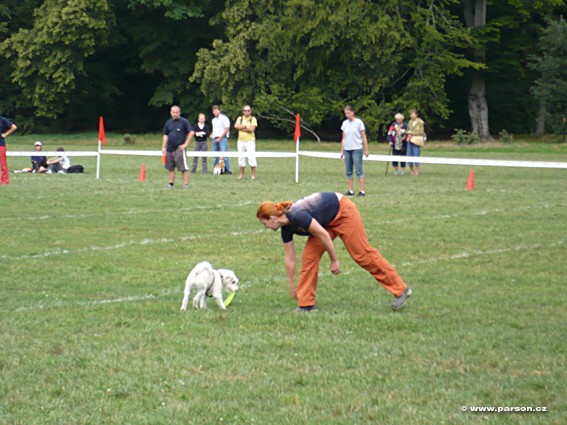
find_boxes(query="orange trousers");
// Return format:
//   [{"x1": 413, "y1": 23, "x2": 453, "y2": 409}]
[{"x1": 296, "y1": 196, "x2": 407, "y2": 307}]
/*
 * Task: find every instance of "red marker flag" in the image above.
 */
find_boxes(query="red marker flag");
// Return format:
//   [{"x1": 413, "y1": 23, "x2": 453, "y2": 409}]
[
  {"x1": 98, "y1": 116, "x2": 106, "y2": 145},
  {"x1": 294, "y1": 113, "x2": 301, "y2": 143}
]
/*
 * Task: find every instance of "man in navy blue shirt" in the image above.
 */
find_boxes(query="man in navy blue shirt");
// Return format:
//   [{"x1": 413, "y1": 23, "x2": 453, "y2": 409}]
[
  {"x1": 31, "y1": 141, "x2": 48, "y2": 172},
  {"x1": 0, "y1": 115, "x2": 17, "y2": 184},
  {"x1": 161, "y1": 105, "x2": 194, "y2": 189}
]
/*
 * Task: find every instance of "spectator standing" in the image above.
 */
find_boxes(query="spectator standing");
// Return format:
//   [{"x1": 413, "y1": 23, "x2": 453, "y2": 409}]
[
  {"x1": 46, "y1": 147, "x2": 71, "y2": 174},
  {"x1": 234, "y1": 105, "x2": 258, "y2": 180},
  {"x1": 0, "y1": 115, "x2": 17, "y2": 184},
  {"x1": 161, "y1": 105, "x2": 194, "y2": 189},
  {"x1": 406, "y1": 109, "x2": 425, "y2": 176},
  {"x1": 210, "y1": 105, "x2": 232, "y2": 175},
  {"x1": 31, "y1": 141, "x2": 48, "y2": 173},
  {"x1": 191, "y1": 113, "x2": 211, "y2": 174},
  {"x1": 387, "y1": 113, "x2": 408, "y2": 176},
  {"x1": 340, "y1": 105, "x2": 369, "y2": 196}
]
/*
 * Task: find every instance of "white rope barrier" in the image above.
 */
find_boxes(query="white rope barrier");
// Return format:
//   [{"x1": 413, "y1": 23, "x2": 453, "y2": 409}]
[
  {"x1": 368, "y1": 154, "x2": 567, "y2": 169},
  {"x1": 8, "y1": 151, "x2": 100, "y2": 157},
  {"x1": 99, "y1": 149, "x2": 296, "y2": 158},
  {"x1": 8, "y1": 148, "x2": 567, "y2": 181},
  {"x1": 299, "y1": 151, "x2": 567, "y2": 169}
]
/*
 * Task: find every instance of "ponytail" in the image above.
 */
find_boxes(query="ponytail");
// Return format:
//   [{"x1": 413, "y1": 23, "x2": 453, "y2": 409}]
[{"x1": 256, "y1": 201, "x2": 292, "y2": 219}]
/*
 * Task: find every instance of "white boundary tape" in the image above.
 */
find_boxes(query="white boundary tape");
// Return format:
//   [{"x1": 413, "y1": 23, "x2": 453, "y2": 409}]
[
  {"x1": 299, "y1": 151, "x2": 567, "y2": 169},
  {"x1": 8, "y1": 148, "x2": 567, "y2": 182},
  {"x1": 101, "y1": 148, "x2": 567, "y2": 169},
  {"x1": 8, "y1": 151, "x2": 100, "y2": 157},
  {"x1": 99, "y1": 149, "x2": 296, "y2": 158}
]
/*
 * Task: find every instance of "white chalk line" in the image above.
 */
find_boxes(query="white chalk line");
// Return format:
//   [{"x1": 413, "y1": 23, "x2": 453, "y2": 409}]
[
  {"x1": 2, "y1": 202, "x2": 564, "y2": 261},
  {"x1": 1, "y1": 229, "x2": 264, "y2": 261},
  {"x1": 0, "y1": 201, "x2": 256, "y2": 224},
  {"x1": 14, "y1": 281, "x2": 256, "y2": 312},
  {"x1": 378, "y1": 202, "x2": 565, "y2": 225},
  {"x1": 3, "y1": 193, "x2": 564, "y2": 225},
  {"x1": 8, "y1": 199, "x2": 563, "y2": 227},
  {"x1": 12, "y1": 239, "x2": 563, "y2": 313},
  {"x1": 395, "y1": 239, "x2": 566, "y2": 268}
]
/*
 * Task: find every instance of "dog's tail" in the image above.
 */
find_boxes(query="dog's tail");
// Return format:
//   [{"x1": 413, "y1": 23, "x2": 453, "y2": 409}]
[{"x1": 192, "y1": 261, "x2": 213, "y2": 274}]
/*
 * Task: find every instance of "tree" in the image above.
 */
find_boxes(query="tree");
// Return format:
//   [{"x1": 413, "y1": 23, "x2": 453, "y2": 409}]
[
  {"x1": 192, "y1": 0, "x2": 477, "y2": 140},
  {"x1": 529, "y1": 16, "x2": 567, "y2": 135},
  {"x1": 0, "y1": 0, "x2": 52, "y2": 129},
  {"x1": 121, "y1": 0, "x2": 216, "y2": 109},
  {"x1": 461, "y1": 0, "x2": 491, "y2": 140},
  {"x1": 1, "y1": 0, "x2": 115, "y2": 119},
  {"x1": 0, "y1": 0, "x2": 216, "y2": 131},
  {"x1": 459, "y1": 0, "x2": 565, "y2": 140}
]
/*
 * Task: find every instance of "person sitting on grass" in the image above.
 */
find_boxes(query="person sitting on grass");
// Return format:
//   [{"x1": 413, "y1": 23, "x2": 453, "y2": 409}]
[
  {"x1": 43, "y1": 147, "x2": 70, "y2": 174},
  {"x1": 12, "y1": 141, "x2": 47, "y2": 174},
  {"x1": 31, "y1": 141, "x2": 48, "y2": 173},
  {"x1": 256, "y1": 192, "x2": 412, "y2": 312}
]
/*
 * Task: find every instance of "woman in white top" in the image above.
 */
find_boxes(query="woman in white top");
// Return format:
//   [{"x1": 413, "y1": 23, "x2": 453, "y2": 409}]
[{"x1": 340, "y1": 105, "x2": 369, "y2": 196}]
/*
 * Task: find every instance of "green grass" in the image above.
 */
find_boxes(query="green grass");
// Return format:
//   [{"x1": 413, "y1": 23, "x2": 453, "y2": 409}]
[{"x1": 1, "y1": 134, "x2": 566, "y2": 424}]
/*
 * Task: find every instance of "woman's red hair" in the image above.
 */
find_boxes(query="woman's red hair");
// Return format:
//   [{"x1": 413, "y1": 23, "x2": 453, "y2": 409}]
[{"x1": 256, "y1": 201, "x2": 293, "y2": 220}]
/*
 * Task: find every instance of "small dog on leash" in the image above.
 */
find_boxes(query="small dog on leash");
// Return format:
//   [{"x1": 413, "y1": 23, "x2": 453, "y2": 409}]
[
  {"x1": 213, "y1": 157, "x2": 225, "y2": 175},
  {"x1": 180, "y1": 261, "x2": 239, "y2": 311}
]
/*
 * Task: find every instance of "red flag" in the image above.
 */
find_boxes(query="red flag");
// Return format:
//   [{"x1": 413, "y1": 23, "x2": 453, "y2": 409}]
[
  {"x1": 98, "y1": 116, "x2": 106, "y2": 145},
  {"x1": 294, "y1": 113, "x2": 301, "y2": 142}
]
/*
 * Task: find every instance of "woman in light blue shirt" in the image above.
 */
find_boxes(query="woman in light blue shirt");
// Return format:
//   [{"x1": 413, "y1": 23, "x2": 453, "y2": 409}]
[{"x1": 340, "y1": 105, "x2": 369, "y2": 196}]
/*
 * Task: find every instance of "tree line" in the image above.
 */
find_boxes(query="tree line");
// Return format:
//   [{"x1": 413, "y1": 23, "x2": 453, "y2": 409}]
[{"x1": 1, "y1": 0, "x2": 566, "y2": 140}]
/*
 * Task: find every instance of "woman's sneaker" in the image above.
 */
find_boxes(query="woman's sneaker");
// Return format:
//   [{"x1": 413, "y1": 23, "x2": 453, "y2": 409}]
[
  {"x1": 294, "y1": 305, "x2": 318, "y2": 313},
  {"x1": 392, "y1": 287, "x2": 412, "y2": 310},
  {"x1": 345, "y1": 190, "x2": 354, "y2": 196}
]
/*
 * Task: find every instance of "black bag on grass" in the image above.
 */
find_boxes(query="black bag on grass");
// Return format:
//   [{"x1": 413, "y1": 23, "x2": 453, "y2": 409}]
[{"x1": 67, "y1": 165, "x2": 84, "y2": 173}]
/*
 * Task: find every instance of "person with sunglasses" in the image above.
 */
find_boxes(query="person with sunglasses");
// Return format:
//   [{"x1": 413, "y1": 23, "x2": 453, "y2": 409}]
[{"x1": 234, "y1": 105, "x2": 258, "y2": 180}]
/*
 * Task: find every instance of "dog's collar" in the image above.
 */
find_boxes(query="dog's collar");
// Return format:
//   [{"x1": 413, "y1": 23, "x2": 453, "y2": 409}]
[{"x1": 206, "y1": 270, "x2": 223, "y2": 297}]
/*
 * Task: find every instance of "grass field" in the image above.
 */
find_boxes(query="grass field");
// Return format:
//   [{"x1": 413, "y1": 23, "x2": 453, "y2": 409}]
[{"x1": 1, "y1": 134, "x2": 566, "y2": 424}]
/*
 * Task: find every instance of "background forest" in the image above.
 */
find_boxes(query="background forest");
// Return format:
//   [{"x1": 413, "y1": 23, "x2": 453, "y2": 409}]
[{"x1": 1, "y1": 0, "x2": 566, "y2": 139}]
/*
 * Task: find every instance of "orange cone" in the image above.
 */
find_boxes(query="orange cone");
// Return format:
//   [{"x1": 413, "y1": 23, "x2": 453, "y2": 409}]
[
  {"x1": 138, "y1": 163, "x2": 146, "y2": 182},
  {"x1": 466, "y1": 169, "x2": 474, "y2": 190}
]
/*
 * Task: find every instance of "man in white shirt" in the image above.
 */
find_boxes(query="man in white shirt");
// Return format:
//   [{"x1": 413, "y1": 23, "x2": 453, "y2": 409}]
[
  {"x1": 46, "y1": 147, "x2": 71, "y2": 174},
  {"x1": 210, "y1": 105, "x2": 232, "y2": 175}
]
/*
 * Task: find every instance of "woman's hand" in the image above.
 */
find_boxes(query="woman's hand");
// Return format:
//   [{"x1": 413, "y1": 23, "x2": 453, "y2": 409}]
[
  {"x1": 289, "y1": 286, "x2": 297, "y2": 299},
  {"x1": 330, "y1": 260, "x2": 341, "y2": 275}
]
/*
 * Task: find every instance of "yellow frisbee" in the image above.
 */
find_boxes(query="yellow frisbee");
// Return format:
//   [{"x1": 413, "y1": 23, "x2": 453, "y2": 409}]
[{"x1": 224, "y1": 292, "x2": 236, "y2": 307}]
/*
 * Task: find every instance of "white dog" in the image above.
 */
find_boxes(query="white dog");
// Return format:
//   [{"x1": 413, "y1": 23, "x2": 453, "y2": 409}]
[{"x1": 180, "y1": 261, "x2": 239, "y2": 311}]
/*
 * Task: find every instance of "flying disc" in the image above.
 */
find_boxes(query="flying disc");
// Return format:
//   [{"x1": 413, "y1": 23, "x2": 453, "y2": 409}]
[{"x1": 224, "y1": 292, "x2": 236, "y2": 307}]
